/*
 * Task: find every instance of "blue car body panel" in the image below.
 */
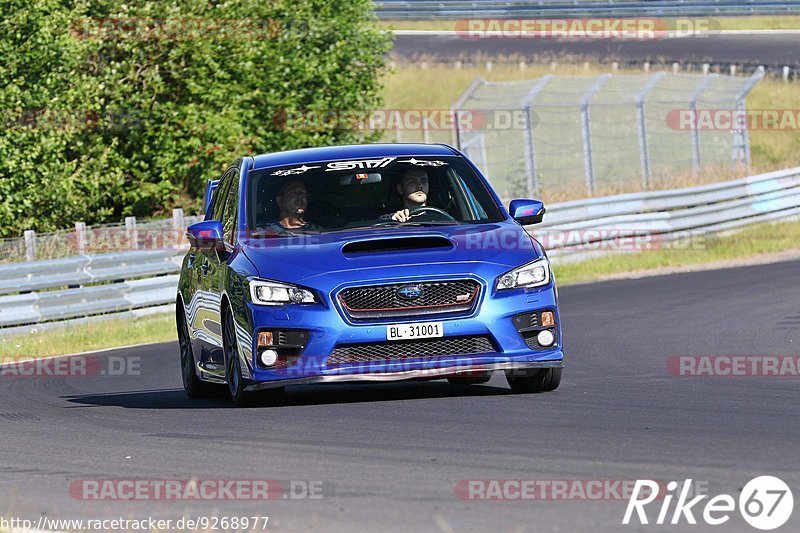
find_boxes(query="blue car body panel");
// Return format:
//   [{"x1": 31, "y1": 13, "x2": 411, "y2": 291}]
[{"x1": 177, "y1": 144, "x2": 563, "y2": 390}]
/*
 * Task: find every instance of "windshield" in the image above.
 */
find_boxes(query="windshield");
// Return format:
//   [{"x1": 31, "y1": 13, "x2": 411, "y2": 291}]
[{"x1": 247, "y1": 156, "x2": 505, "y2": 235}]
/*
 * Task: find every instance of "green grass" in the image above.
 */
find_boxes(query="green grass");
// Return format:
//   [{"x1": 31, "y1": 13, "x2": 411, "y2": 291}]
[
  {"x1": 552, "y1": 219, "x2": 800, "y2": 285},
  {"x1": 381, "y1": 16, "x2": 800, "y2": 31},
  {"x1": 0, "y1": 313, "x2": 176, "y2": 361},
  {"x1": 747, "y1": 81, "x2": 800, "y2": 171}
]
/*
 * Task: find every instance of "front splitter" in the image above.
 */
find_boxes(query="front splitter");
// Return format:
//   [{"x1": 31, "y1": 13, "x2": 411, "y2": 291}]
[{"x1": 244, "y1": 360, "x2": 563, "y2": 391}]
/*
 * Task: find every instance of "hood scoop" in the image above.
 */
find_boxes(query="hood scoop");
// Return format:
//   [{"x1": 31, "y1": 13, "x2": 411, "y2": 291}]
[{"x1": 342, "y1": 236, "x2": 453, "y2": 256}]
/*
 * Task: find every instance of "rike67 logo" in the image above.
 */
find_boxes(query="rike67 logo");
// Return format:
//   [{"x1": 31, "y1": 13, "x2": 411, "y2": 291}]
[{"x1": 624, "y1": 476, "x2": 794, "y2": 530}]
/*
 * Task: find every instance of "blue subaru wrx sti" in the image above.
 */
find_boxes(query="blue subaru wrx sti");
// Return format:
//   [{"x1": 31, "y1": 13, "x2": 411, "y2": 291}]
[{"x1": 177, "y1": 144, "x2": 563, "y2": 405}]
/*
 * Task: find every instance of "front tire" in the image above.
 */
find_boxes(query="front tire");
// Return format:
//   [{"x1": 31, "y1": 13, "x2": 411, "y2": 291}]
[
  {"x1": 223, "y1": 307, "x2": 254, "y2": 406},
  {"x1": 223, "y1": 307, "x2": 286, "y2": 407},
  {"x1": 505, "y1": 367, "x2": 562, "y2": 393}
]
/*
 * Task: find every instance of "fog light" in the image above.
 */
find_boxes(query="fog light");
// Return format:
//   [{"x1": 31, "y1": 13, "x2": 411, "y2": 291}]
[
  {"x1": 541, "y1": 311, "x2": 554, "y2": 327},
  {"x1": 537, "y1": 329, "x2": 555, "y2": 347},
  {"x1": 260, "y1": 349, "x2": 278, "y2": 366}
]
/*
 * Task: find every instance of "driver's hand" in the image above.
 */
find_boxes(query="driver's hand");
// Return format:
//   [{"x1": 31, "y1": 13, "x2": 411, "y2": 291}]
[{"x1": 391, "y1": 209, "x2": 410, "y2": 222}]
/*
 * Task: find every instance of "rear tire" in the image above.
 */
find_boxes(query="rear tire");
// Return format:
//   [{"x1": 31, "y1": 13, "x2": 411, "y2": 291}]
[
  {"x1": 178, "y1": 305, "x2": 213, "y2": 399},
  {"x1": 505, "y1": 367, "x2": 562, "y2": 393}
]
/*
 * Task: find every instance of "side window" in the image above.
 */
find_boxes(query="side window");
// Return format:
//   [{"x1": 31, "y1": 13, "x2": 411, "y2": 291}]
[
  {"x1": 222, "y1": 172, "x2": 240, "y2": 245},
  {"x1": 450, "y1": 172, "x2": 487, "y2": 221},
  {"x1": 211, "y1": 170, "x2": 233, "y2": 222}
]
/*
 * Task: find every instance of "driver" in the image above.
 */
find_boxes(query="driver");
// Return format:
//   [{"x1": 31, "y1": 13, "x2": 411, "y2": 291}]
[
  {"x1": 384, "y1": 168, "x2": 429, "y2": 222},
  {"x1": 269, "y1": 179, "x2": 319, "y2": 232}
]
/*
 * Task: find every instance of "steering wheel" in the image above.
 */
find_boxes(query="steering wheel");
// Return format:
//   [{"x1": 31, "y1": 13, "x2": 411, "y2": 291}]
[{"x1": 409, "y1": 206, "x2": 456, "y2": 221}]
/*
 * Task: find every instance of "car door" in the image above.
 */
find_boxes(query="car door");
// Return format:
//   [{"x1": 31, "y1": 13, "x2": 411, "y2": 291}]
[
  {"x1": 193, "y1": 168, "x2": 234, "y2": 361},
  {"x1": 204, "y1": 167, "x2": 240, "y2": 364}
]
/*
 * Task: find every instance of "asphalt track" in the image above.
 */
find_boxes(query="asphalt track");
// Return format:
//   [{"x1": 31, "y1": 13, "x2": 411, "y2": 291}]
[
  {"x1": 392, "y1": 33, "x2": 800, "y2": 67},
  {"x1": 1, "y1": 259, "x2": 799, "y2": 532}
]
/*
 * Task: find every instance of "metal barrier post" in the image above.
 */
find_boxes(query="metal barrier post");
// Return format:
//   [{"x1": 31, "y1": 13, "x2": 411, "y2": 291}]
[
  {"x1": 172, "y1": 208, "x2": 185, "y2": 229},
  {"x1": 689, "y1": 74, "x2": 718, "y2": 172},
  {"x1": 24, "y1": 230, "x2": 36, "y2": 262},
  {"x1": 734, "y1": 67, "x2": 765, "y2": 168},
  {"x1": 172, "y1": 209, "x2": 185, "y2": 248},
  {"x1": 636, "y1": 72, "x2": 665, "y2": 189},
  {"x1": 580, "y1": 74, "x2": 611, "y2": 196},
  {"x1": 521, "y1": 75, "x2": 553, "y2": 198},
  {"x1": 450, "y1": 77, "x2": 485, "y2": 150},
  {"x1": 125, "y1": 216, "x2": 138, "y2": 250},
  {"x1": 75, "y1": 222, "x2": 87, "y2": 255}
]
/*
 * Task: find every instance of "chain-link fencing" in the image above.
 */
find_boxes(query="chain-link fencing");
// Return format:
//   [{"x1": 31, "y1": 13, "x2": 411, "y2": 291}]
[
  {"x1": 448, "y1": 70, "x2": 763, "y2": 201},
  {"x1": 1, "y1": 210, "x2": 203, "y2": 264}
]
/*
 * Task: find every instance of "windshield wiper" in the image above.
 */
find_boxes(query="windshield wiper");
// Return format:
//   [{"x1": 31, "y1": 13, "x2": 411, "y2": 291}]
[
  {"x1": 368, "y1": 221, "x2": 457, "y2": 228},
  {"x1": 401, "y1": 221, "x2": 458, "y2": 226},
  {"x1": 369, "y1": 221, "x2": 402, "y2": 228}
]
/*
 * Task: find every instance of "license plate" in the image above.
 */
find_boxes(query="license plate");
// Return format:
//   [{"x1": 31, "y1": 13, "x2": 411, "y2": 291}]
[{"x1": 386, "y1": 321, "x2": 443, "y2": 341}]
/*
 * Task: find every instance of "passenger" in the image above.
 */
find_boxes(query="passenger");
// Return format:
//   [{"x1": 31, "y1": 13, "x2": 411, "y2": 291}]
[{"x1": 271, "y1": 179, "x2": 319, "y2": 232}]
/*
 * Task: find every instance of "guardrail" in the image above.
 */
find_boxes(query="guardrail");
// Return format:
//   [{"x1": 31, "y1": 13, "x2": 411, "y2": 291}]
[
  {"x1": 0, "y1": 249, "x2": 184, "y2": 334},
  {"x1": 2, "y1": 166, "x2": 799, "y2": 334},
  {"x1": 0, "y1": 250, "x2": 184, "y2": 296},
  {"x1": 535, "y1": 166, "x2": 800, "y2": 262},
  {"x1": 375, "y1": 0, "x2": 800, "y2": 19}
]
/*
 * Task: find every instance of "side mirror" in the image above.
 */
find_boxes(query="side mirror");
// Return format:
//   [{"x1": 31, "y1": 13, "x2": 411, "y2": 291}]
[
  {"x1": 204, "y1": 179, "x2": 220, "y2": 217},
  {"x1": 187, "y1": 220, "x2": 224, "y2": 251},
  {"x1": 509, "y1": 199, "x2": 546, "y2": 225}
]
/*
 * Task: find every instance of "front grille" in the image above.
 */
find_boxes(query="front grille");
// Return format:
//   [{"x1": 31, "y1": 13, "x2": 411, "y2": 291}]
[
  {"x1": 327, "y1": 335, "x2": 496, "y2": 365},
  {"x1": 338, "y1": 280, "x2": 480, "y2": 320}
]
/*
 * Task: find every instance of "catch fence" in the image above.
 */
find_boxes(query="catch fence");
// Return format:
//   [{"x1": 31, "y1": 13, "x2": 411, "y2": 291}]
[{"x1": 448, "y1": 70, "x2": 763, "y2": 200}]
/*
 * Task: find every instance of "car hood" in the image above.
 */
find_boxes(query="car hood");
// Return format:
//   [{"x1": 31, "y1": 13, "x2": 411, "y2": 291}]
[{"x1": 240, "y1": 223, "x2": 543, "y2": 286}]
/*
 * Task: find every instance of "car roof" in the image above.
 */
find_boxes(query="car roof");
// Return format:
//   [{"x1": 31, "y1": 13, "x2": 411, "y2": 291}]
[{"x1": 251, "y1": 143, "x2": 460, "y2": 171}]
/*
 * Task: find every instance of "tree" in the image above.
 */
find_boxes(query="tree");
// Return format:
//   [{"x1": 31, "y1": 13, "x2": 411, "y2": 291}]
[{"x1": 0, "y1": 0, "x2": 392, "y2": 236}]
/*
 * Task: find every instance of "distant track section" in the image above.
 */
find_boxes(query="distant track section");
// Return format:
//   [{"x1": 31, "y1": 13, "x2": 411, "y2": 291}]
[
  {"x1": 391, "y1": 32, "x2": 800, "y2": 69},
  {"x1": 376, "y1": 0, "x2": 800, "y2": 19}
]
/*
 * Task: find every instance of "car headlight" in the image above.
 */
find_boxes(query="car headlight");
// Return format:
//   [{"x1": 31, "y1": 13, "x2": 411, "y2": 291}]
[
  {"x1": 249, "y1": 279, "x2": 316, "y2": 305},
  {"x1": 496, "y1": 258, "x2": 551, "y2": 290}
]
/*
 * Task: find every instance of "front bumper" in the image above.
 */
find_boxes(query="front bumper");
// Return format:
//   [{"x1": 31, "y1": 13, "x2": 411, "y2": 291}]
[{"x1": 241, "y1": 279, "x2": 563, "y2": 387}]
